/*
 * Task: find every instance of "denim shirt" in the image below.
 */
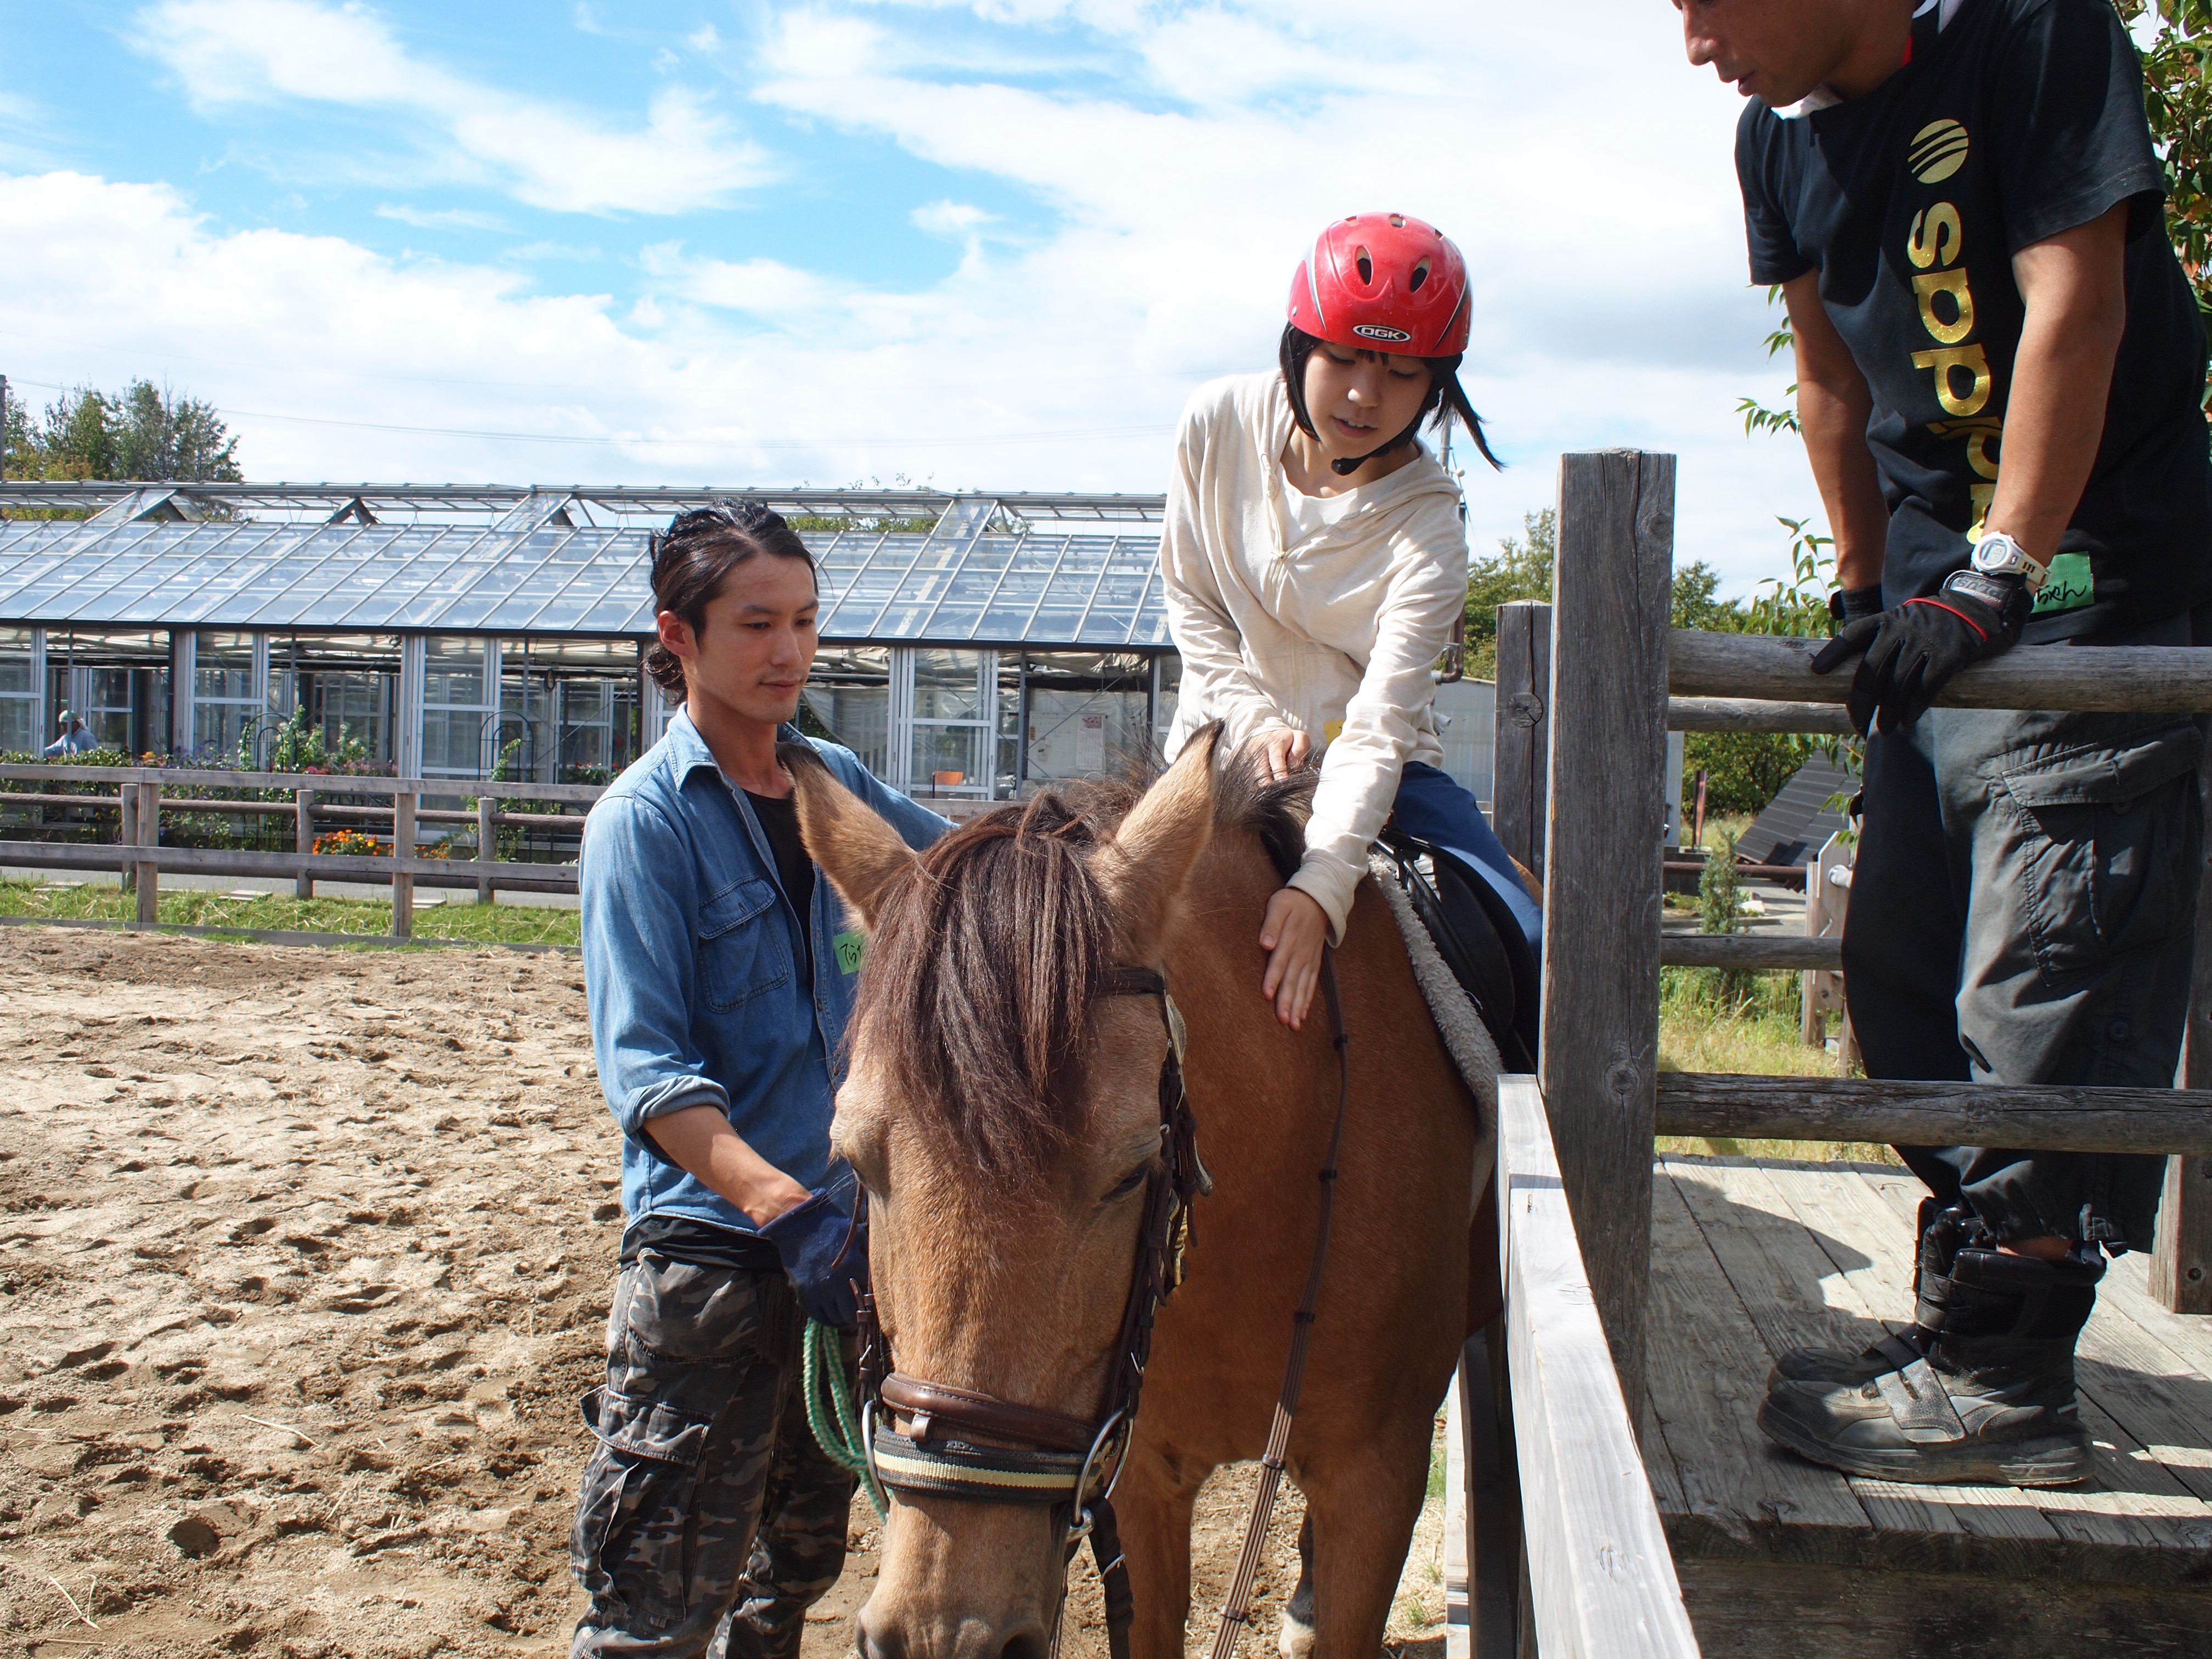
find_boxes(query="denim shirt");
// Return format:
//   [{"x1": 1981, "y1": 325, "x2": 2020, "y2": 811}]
[{"x1": 580, "y1": 710, "x2": 947, "y2": 1243}]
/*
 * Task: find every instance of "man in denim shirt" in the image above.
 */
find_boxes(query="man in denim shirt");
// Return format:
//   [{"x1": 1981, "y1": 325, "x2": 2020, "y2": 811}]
[{"x1": 571, "y1": 502, "x2": 945, "y2": 1658}]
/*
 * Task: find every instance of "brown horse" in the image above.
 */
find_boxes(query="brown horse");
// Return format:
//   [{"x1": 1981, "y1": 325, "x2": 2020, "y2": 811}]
[{"x1": 789, "y1": 725, "x2": 1496, "y2": 1659}]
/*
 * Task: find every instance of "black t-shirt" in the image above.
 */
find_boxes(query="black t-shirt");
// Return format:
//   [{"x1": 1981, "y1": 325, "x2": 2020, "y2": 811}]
[
  {"x1": 744, "y1": 787, "x2": 816, "y2": 982},
  {"x1": 1736, "y1": 0, "x2": 2212, "y2": 639}
]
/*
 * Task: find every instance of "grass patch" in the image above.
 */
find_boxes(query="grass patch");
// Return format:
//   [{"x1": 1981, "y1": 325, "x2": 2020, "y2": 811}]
[
  {"x1": 0, "y1": 878, "x2": 580, "y2": 947},
  {"x1": 1656, "y1": 963, "x2": 1897, "y2": 1167}
]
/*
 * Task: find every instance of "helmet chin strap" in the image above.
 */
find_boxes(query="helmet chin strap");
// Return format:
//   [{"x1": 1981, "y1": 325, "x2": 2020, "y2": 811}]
[{"x1": 1329, "y1": 413, "x2": 1428, "y2": 477}]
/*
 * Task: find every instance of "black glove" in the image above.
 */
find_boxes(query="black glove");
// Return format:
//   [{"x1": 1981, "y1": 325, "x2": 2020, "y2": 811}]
[
  {"x1": 759, "y1": 1169, "x2": 866, "y2": 1327},
  {"x1": 1810, "y1": 570, "x2": 2029, "y2": 735}
]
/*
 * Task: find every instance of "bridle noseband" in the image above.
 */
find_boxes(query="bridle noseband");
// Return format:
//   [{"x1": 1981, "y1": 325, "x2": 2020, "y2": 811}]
[{"x1": 851, "y1": 964, "x2": 1206, "y2": 1651}]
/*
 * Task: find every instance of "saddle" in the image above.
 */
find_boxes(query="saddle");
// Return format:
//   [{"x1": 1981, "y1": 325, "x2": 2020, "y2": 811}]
[{"x1": 1375, "y1": 828, "x2": 1539, "y2": 1075}]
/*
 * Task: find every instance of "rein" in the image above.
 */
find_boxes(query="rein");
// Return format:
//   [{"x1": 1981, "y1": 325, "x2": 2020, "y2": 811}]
[{"x1": 852, "y1": 957, "x2": 1352, "y2": 1659}]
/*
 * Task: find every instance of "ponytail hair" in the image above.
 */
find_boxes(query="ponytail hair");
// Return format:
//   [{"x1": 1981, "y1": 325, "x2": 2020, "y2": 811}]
[
  {"x1": 1278, "y1": 324, "x2": 1502, "y2": 475},
  {"x1": 644, "y1": 500, "x2": 817, "y2": 702}
]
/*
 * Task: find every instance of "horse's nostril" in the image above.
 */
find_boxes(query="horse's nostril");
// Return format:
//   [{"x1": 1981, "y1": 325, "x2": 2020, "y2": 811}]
[
  {"x1": 856, "y1": 1612, "x2": 902, "y2": 1659},
  {"x1": 997, "y1": 1626, "x2": 1050, "y2": 1659}
]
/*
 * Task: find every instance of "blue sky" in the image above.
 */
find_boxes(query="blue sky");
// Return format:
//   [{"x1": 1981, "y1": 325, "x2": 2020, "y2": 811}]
[{"x1": 0, "y1": 1, "x2": 1820, "y2": 591}]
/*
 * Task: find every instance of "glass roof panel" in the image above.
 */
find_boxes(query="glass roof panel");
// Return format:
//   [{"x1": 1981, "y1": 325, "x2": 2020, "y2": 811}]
[{"x1": 0, "y1": 513, "x2": 1167, "y2": 645}]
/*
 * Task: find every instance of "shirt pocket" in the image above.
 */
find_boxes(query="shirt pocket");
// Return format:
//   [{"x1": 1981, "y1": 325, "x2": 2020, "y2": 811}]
[
  {"x1": 1997, "y1": 723, "x2": 2203, "y2": 986},
  {"x1": 697, "y1": 876, "x2": 794, "y2": 1012}
]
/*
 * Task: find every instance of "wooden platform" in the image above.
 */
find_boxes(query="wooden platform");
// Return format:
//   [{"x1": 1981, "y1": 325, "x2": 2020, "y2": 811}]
[{"x1": 1645, "y1": 1154, "x2": 2212, "y2": 1658}]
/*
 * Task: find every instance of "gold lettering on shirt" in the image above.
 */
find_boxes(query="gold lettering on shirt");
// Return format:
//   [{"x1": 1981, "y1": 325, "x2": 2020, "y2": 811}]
[
  {"x1": 1911, "y1": 269, "x2": 1976, "y2": 345},
  {"x1": 1928, "y1": 416, "x2": 2003, "y2": 479},
  {"x1": 1911, "y1": 343, "x2": 1993, "y2": 417},
  {"x1": 1907, "y1": 203, "x2": 1963, "y2": 270}
]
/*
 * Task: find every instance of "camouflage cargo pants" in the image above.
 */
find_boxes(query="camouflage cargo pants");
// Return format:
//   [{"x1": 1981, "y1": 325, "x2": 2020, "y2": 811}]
[{"x1": 570, "y1": 1255, "x2": 855, "y2": 1659}]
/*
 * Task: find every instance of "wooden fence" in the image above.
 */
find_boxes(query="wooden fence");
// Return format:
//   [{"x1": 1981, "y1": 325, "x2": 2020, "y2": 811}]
[
  {"x1": 1460, "y1": 449, "x2": 2212, "y2": 1653},
  {"x1": 0, "y1": 763, "x2": 602, "y2": 938}
]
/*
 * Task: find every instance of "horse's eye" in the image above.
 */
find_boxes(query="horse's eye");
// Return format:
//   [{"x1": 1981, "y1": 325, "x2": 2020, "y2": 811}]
[{"x1": 1104, "y1": 1167, "x2": 1150, "y2": 1203}]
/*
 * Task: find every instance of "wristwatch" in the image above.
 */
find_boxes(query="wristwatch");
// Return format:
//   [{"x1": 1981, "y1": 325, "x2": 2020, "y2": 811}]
[{"x1": 1969, "y1": 530, "x2": 2047, "y2": 596}]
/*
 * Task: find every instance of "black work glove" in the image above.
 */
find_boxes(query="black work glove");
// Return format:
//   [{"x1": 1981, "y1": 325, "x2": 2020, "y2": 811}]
[
  {"x1": 759, "y1": 1168, "x2": 867, "y2": 1327},
  {"x1": 1830, "y1": 586, "x2": 1886, "y2": 623},
  {"x1": 1810, "y1": 570, "x2": 2029, "y2": 735}
]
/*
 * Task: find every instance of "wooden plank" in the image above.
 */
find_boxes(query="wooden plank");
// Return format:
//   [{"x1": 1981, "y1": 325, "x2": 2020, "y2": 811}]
[
  {"x1": 0, "y1": 838, "x2": 571, "y2": 886},
  {"x1": 1668, "y1": 629, "x2": 2212, "y2": 714},
  {"x1": 478, "y1": 795, "x2": 498, "y2": 905},
  {"x1": 0, "y1": 762, "x2": 603, "y2": 804},
  {"x1": 1666, "y1": 698, "x2": 1857, "y2": 735},
  {"x1": 1497, "y1": 1076, "x2": 1701, "y2": 1658},
  {"x1": 1491, "y1": 601, "x2": 1551, "y2": 880},
  {"x1": 1655, "y1": 1073, "x2": 2212, "y2": 1156},
  {"x1": 391, "y1": 791, "x2": 416, "y2": 939},
  {"x1": 1662, "y1": 936, "x2": 1841, "y2": 972},
  {"x1": 2152, "y1": 752, "x2": 2212, "y2": 1312},
  {"x1": 1644, "y1": 1166, "x2": 1872, "y2": 1554},
  {"x1": 1539, "y1": 450, "x2": 1673, "y2": 1406},
  {"x1": 1673, "y1": 1558, "x2": 2212, "y2": 1659},
  {"x1": 295, "y1": 787, "x2": 314, "y2": 901},
  {"x1": 133, "y1": 781, "x2": 158, "y2": 928}
]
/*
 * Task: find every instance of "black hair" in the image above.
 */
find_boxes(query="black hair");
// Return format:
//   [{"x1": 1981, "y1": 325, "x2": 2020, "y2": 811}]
[
  {"x1": 644, "y1": 499, "x2": 817, "y2": 701},
  {"x1": 1278, "y1": 323, "x2": 1503, "y2": 477}
]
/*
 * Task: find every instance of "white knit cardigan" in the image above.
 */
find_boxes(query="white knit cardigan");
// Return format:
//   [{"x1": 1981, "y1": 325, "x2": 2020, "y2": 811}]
[{"x1": 1161, "y1": 371, "x2": 1469, "y2": 944}]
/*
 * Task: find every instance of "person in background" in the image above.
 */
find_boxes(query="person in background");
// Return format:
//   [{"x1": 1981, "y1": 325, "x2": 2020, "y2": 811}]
[
  {"x1": 570, "y1": 501, "x2": 946, "y2": 1658},
  {"x1": 1159, "y1": 211, "x2": 1537, "y2": 1034},
  {"x1": 1679, "y1": 0, "x2": 2212, "y2": 1486},
  {"x1": 43, "y1": 711, "x2": 91, "y2": 757}
]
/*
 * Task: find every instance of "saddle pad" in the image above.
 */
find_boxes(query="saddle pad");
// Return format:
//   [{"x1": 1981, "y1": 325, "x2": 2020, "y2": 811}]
[{"x1": 1366, "y1": 850, "x2": 1500, "y2": 1136}]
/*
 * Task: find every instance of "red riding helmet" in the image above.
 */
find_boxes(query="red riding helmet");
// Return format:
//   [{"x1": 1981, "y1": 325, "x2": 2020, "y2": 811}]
[{"x1": 1286, "y1": 212, "x2": 1471, "y2": 357}]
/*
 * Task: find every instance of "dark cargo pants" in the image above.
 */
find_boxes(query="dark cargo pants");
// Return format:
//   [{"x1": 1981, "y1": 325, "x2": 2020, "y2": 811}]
[
  {"x1": 570, "y1": 1255, "x2": 855, "y2": 1659},
  {"x1": 1843, "y1": 613, "x2": 2207, "y2": 1250}
]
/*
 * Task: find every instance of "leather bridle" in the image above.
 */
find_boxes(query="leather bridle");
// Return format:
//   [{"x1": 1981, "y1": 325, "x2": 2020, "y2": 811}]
[{"x1": 852, "y1": 964, "x2": 1207, "y2": 1658}]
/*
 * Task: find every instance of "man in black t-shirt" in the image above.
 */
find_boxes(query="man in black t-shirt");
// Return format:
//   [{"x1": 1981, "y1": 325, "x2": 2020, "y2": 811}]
[{"x1": 1681, "y1": 0, "x2": 2210, "y2": 1488}]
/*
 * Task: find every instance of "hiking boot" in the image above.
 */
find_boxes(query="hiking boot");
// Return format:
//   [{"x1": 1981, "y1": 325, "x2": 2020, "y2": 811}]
[
  {"x1": 1768, "y1": 1199, "x2": 1951, "y2": 1390},
  {"x1": 1757, "y1": 1220, "x2": 2104, "y2": 1488}
]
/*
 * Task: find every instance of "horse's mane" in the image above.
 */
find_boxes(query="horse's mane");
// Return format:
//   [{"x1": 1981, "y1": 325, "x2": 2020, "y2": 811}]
[{"x1": 854, "y1": 725, "x2": 1310, "y2": 1188}]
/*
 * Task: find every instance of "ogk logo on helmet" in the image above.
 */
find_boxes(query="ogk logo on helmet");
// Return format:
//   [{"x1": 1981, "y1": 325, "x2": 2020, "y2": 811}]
[{"x1": 1352, "y1": 323, "x2": 1412, "y2": 343}]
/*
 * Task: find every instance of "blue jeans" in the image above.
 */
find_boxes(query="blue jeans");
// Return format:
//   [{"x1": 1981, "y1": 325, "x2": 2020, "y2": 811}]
[{"x1": 1391, "y1": 761, "x2": 1542, "y2": 959}]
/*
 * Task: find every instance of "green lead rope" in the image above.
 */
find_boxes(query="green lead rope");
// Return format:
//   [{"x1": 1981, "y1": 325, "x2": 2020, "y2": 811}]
[{"x1": 803, "y1": 1318, "x2": 887, "y2": 1518}]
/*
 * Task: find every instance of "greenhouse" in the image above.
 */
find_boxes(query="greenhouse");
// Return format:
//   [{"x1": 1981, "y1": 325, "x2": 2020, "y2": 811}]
[{"x1": 0, "y1": 482, "x2": 1183, "y2": 802}]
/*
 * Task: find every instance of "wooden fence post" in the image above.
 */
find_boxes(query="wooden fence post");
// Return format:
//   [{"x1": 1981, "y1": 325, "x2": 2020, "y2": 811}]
[
  {"x1": 478, "y1": 795, "x2": 497, "y2": 906},
  {"x1": 391, "y1": 790, "x2": 416, "y2": 939},
  {"x1": 119, "y1": 782, "x2": 138, "y2": 895},
  {"x1": 1492, "y1": 601, "x2": 1553, "y2": 883},
  {"x1": 1537, "y1": 451, "x2": 1674, "y2": 1410},
  {"x1": 295, "y1": 788, "x2": 315, "y2": 900},
  {"x1": 2151, "y1": 755, "x2": 2212, "y2": 1313},
  {"x1": 134, "y1": 781, "x2": 159, "y2": 928}
]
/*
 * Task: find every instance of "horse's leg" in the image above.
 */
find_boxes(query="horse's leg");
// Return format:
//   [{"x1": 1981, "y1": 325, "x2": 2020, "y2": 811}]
[
  {"x1": 1278, "y1": 1511, "x2": 1316, "y2": 1659},
  {"x1": 1113, "y1": 1451, "x2": 1203, "y2": 1659},
  {"x1": 1296, "y1": 1409, "x2": 1434, "y2": 1659}
]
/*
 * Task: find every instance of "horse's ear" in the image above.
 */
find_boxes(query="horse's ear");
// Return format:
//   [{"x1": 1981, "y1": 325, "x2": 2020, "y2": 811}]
[
  {"x1": 1095, "y1": 725, "x2": 1219, "y2": 959},
  {"x1": 781, "y1": 743, "x2": 915, "y2": 932}
]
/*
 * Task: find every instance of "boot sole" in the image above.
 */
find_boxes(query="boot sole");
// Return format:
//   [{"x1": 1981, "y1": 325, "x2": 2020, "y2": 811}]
[{"x1": 1756, "y1": 1400, "x2": 2090, "y2": 1488}]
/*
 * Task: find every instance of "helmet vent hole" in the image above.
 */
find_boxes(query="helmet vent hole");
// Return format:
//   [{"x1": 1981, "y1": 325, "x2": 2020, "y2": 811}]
[
  {"x1": 1389, "y1": 214, "x2": 1406, "y2": 228},
  {"x1": 1354, "y1": 249, "x2": 1372, "y2": 285},
  {"x1": 1409, "y1": 258, "x2": 1430, "y2": 292}
]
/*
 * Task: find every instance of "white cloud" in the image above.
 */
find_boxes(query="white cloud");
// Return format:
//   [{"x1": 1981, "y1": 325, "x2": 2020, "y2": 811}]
[
  {"x1": 910, "y1": 199, "x2": 993, "y2": 238},
  {"x1": 376, "y1": 202, "x2": 509, "y2": 232},
  {"x1": 130, "y1": 0, "x2": 773, "y2": 213},
  {"x1": 688, "y1": 22, "x2": 723, "y2": 51}
]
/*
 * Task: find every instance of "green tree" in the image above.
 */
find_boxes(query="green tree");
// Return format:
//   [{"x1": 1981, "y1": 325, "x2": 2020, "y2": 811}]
[
  {"x1": 10, "y1": 380, "x2": 242, "y2": 485},
  {"x1": 1462, "y1": 508, "x2": 1554, "y2": 680},
  {"x1": 2118, "y1": 1, "x2": 2212, "y2": 416}
]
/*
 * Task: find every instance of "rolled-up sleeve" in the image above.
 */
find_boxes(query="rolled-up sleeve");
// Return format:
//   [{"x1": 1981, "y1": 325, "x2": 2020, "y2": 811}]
[
  {"x1": 1288, "y1": 518, "x2": 1468, "y2": 944},
  {"x1": 580, "y1": 793, "x2": 727, "y2": 1156}
]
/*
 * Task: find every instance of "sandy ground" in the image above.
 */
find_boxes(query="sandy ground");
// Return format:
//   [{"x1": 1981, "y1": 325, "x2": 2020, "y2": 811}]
[{"x1": 0, "y1": 928, "x2": 1446, "y2": 1659}]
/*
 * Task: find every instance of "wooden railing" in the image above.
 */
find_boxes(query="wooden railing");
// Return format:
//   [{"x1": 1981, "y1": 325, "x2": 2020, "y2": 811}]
[
  {"x1": 1487, "y1": 1074, "x2": 1701, "y2": 1657},
  {"x1": 0, "y1": 763, "x2": 602, "y2": 938}
]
